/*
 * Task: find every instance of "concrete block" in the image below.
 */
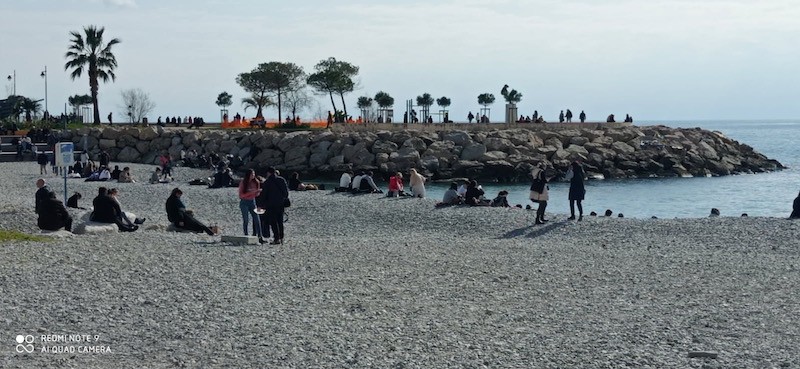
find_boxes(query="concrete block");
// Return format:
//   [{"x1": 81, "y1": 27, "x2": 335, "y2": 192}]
[{"x1": 220, "y1": 235, "x2": 258, "y2": 245}]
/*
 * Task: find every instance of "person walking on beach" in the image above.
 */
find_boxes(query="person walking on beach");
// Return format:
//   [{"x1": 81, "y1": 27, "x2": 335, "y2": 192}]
[
  {"x1": 467, "y1": 111, "x2": 475, "y2": 123},
  {"x1": 107, "y1": 112, "x2": 113, "y2": 125},
  {"x1": 530, "y1": 164, "x2": 550, "y2": 225},
  {"x1": 238, "y1": 169, "x2": 264, "y2": 242},
  {"x1": 565, "y1": 161, "x2": 585, "y2": 221},
  {"x1": 261, "y1": 167, "x2": 289, "y2": 245},
  {"x1": 565, "y1": 109, "x2": 573, "y2": 123},
  {"x1": 579, "y1": 110, "x2": 586, "y2": 123}
]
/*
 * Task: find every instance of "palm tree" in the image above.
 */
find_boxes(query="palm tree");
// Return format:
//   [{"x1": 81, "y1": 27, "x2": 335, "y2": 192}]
[
  {"x1": 416, "y1": 93, "x2": 434, "y2": 122},
  {"x1": 241, "y1": 93, "x2": 273, "y2": 116},
  {"x1": 64, "y1": 25, "x2": 121, "y2": 125},
  {"x1": 18, "y1": 97, "x2": 43, "y2": 122},
  {"x1": 357, "y1": 96, "x2": 373, "y2": 122}
]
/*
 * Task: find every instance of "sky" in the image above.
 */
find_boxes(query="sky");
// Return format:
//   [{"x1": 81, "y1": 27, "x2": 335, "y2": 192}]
[{"x1": 2, "y1": 0, "x2": 799, "y2": 122}]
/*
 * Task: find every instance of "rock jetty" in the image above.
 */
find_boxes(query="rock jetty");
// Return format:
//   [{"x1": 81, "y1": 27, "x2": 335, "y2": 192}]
[{"x1": 62, "y1": 124, "x2": 784, "y2": 181}]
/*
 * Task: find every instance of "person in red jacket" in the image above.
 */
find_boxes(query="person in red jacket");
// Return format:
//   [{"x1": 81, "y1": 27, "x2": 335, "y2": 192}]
[
  {"x1": 388, "y1": 172, "x2": 404, "y2": 197},
  {"x1": 238, "y1": 169, "x2": 264, "y2": 242}
]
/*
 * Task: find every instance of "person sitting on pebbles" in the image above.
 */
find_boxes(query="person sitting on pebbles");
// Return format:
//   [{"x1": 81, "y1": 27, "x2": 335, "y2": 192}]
[
  {"x1": 436, "y1": 182, "x2": 463, "y2": 207},
  {"x1": 287, "y1": 172, "x2": 319, "y2": 191},
  {"x1": 790, "y1": 191, "x2": 800, "y2": 219},
  {"x1": 91, "y1": 187, "x2": 138, "y2": 232},
  {"x1": 465, "y1": 180, "x2": 490, "y2": 206},
  {"x1": 388, "y1": 172, "x2": 405, "y2": 197},
  {"x1": 150, "y1": 167, "x2": 172, "y2": 184},
  {"x1": 165, "y1": 188, "x2": 218, "y2": 235},
  {"x1": 38, "y1": 191, "x2": 73, "y2": 232},
  {"x1": 118, "y1": 167, "x2": 135, "y2": 183},
  {"x1": 336, "y1": 170, "x2": 353, "y2": 192},
  {"x1": 491, "y1": 190, "x2": 511, "y2": 207},
  {"x1": 354, "y1": 171, "x2": 381, "y2": 194}
]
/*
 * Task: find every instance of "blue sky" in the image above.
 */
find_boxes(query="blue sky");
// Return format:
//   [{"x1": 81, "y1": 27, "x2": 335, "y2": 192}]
[{"x1": 2, "y1": 0, "x2": 799, "y2": 121}]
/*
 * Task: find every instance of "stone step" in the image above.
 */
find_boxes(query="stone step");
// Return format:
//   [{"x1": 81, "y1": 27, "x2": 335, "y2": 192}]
[{"x1": 220, "y1": 235, "x2": 259, "y2": 245}]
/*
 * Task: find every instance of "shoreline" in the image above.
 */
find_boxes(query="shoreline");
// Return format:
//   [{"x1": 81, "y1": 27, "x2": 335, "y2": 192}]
[{"x1": 1, "y1": 162, "x2": 799, "y2": 367}]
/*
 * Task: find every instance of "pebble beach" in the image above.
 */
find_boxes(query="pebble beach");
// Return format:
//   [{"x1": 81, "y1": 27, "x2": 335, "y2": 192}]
[{"x1": 1, "y1": 161, "x2": 799, "y2": 368}]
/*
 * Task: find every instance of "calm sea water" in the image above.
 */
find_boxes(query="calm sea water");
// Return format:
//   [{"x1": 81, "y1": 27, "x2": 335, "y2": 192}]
[{"x1": 416, "y1": 120, "x2": 800, "y2": 218}]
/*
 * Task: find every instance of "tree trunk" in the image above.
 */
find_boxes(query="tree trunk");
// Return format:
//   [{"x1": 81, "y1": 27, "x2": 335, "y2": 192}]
[
  {"x1": 277, "y1": 90, "x2": 283, "y2": 125},
  {"x1": 329, "y1": 92, "x2": 337, "y2": 114},
  {"x1": 339, "y1": 93, "x2": 348, "y2": 120},
  {"x1": 90, "y1": 68, "x2": 101, "y2": 125},
  {"x1": 256, "y1": 106, "x2": 263, "y2": 119}
]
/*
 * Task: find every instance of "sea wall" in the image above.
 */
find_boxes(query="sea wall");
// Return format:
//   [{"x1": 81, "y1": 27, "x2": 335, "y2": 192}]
[{"x1": 61, "y1": 125, "x2": 784, "y2": 181}]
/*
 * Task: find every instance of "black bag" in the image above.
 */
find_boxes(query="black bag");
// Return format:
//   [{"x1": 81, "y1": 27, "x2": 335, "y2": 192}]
[
  {"x1": 283, "y1": 198, "x2": 291, "y2": 208},
  {"x1": 531, "y1": 179, "x2": 545, "y2": 193}
]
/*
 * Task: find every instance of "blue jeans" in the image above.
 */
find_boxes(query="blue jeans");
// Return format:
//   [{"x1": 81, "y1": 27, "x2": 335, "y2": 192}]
[{"x1": 239, "y1": 199, "x2": 262, "y2": 238}]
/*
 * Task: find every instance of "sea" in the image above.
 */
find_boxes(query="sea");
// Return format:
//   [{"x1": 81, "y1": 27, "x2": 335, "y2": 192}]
[{"x1": 415, "y1": 120, "x2": 799, "y2": 219}]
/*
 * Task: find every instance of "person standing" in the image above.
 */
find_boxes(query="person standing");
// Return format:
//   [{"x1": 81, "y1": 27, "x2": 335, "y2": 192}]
[
  {"x1": 566, "y1": 161, "x2": 586, "y2": 221},
  {"x1": 790, "y1": 191, "x2": 800, "y2": 219},
  {"x1": 559, "y1": 110, "x2": 565, "y2": 123},
  {"x1": 579, "y1": 110, "x2": 586, "y2": 123},
  {"x1": 409, "y1": 168, "x2": 426, "y2": 198},
  {"x1": 262, "y1": 167, "x2": 289, "y2": 245},
  {"x1": 238, "y1": 169, "x2": 264, "y2": 242},
  {"x1": 107, "y1": 112, "x2": 113, "y2": 125},
  {"x1": 565, "y1": 109, "x2": 573, "y2": 123},
  {"x1": 99, "y1": 149, "x2": 110, "y2": 168},
  {"x1": 388, "y1": 172, "x2": 404, "y2": 197},
  {"x1": 530, "y1": 164, "x2": 550, "y2": 225},
  {"x1": 467, "y1": 111, "x2": 475, "y2": 123}
]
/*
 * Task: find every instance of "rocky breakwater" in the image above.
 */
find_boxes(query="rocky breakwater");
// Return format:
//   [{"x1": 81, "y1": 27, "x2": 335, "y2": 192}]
[{"x1": 62, "y1": 125, "x2": 783, "y2": 181}]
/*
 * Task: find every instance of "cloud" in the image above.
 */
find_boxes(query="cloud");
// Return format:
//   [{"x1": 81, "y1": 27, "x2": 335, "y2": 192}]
[{"x1": 103, "y1": 0, "x2": 136, "y2": 8}]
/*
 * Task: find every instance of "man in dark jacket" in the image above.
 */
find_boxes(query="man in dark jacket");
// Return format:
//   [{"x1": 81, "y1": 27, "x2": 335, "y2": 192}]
[
  {"x1": 38, "y1": 192, "x2": 73, "y2": 232},
  {"x1": 91, "y1": 187, "x2": 137, "y2": 232},
  {"x1": 35, "y1": 178, "x2": 52, "y2": 214},
  {"x1": 165, "y1": 188, "x2": 216, "y2": 235},
  {"x1": 262, "y1": 167, "x2": 289, "y2": 245},
  {"x1": 98, "y1": 150, "x2": 110, "y2": 168}
]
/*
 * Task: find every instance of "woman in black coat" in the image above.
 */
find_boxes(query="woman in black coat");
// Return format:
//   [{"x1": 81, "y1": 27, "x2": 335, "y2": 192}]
[
  {"x1": 38, "y1": 192, "x2": 73, "y2": 232},
  {"x1": 567, "y1": 161, "x2": 586, "y2": 221}
]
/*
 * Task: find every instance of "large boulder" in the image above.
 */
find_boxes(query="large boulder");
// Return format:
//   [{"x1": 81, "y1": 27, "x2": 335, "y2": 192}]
[
  {"x1": 372, "y1": 140, "x2": 399, "y2": 154},
  {"x1": 277, "y1": 131, "x2": 311, "y2": 152},
  {"x1": 402, "y1": 137, "x2": 427, "y2": 152},
  {"x1": 611, "y1": 141, "x2": 636, "y2": 155},
  {"x1": 565, "y1": 144, "x2": 590, "y2": 158},
  {"x1": 219, "y1": 140, "x2": 237, "y2": 154},
  {"x1": 99, "y1": 139, "x2": 116, "y2": 149},
  {"x1": 101, "y1": 129, "x2": 123, "y2": 140},
  {"x1": 139, "y1": 127, "x2": 159, "y2": 141},
  {"x1": 697, "y1": 141, "x2": 719, "y2": 160},
  {"x1": 480, "y1": 151, "x2": 508, "y2": 161},
  {"x1": 284, "y1": 146, "x2": 311, "y2": 168},
  {"x1": 460, "y1": 143, "x2": 487, "y2": 161},
  {"x1": 351, "y1": 148, "x2": 376, "y2": 167},
  {"x1": 117, "y1": 146, "x2": 141, "y2": 162},
  {"x1": 442, "y1": 131, "x2": 471, "y2": 146},
  {"x1": 389, "y1": 147, "x2": 420, "y2": 169},
  {"x1": 484, "y1": 137, "x2": 513, "y2": 151},
  {"x1": 569, "y1": 136, "x2": 590, "y2": 146}
]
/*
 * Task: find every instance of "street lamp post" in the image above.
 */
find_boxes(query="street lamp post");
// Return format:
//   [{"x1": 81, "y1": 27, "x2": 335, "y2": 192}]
[
  {"x1": 6, "y1": 70, "x2": 15, "y2": 96},
  {"x1": 40, "y1": 66, "x2": 48, "y2": 117}
]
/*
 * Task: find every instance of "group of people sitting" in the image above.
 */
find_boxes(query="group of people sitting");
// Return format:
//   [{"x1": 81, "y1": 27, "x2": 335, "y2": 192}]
[
  {"x1": 335, "y1": 170, "x2": 383, "y2": 194},
  {"x1": 34, "y1": 179, "x2": 145, "y2": 233},
  {"x1": 437, "y1": 180, "x2": 509, "y2": 208}
]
